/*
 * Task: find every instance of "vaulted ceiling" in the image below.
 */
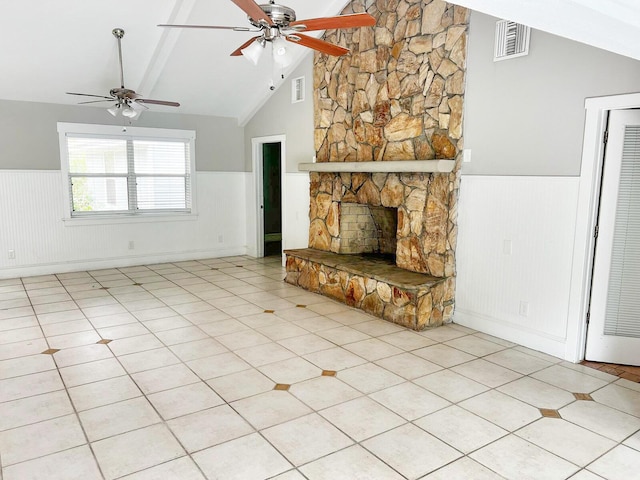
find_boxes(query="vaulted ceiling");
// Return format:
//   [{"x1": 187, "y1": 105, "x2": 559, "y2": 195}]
[{"x1": 1, "y1": 0, "x2": 638, "y2": 125}]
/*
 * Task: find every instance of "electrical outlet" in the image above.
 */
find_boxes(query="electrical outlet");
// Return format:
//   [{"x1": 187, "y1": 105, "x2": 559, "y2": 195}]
[
  {"x1": 128, "y1": 241, "x2": 135, "y2": 250},
  {"x1": 463, "y1": 149, "x2": 472, "y2": 163},
  {"x1": 8, "y1": 250, "x2": 15, "y2": 260},
  {"x1": 519, "y1": 301, "x2": 529, "y2": 317}
]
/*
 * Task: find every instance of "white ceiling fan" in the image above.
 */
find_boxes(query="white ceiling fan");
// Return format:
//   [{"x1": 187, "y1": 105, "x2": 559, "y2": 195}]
[{"x1": 66, "y1": 28, "x2": 180, "y2": 119}]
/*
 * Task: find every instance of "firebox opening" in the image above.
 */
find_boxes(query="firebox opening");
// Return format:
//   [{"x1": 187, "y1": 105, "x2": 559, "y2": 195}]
[{"x1": 338, "y1": 203, "x2": 398, "y2": 261}]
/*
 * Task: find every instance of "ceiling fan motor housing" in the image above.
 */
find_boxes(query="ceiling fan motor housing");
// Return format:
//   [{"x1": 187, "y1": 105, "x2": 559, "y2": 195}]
[{"x1": 249, "y1": 3, "x2": 296, "y2": 27}]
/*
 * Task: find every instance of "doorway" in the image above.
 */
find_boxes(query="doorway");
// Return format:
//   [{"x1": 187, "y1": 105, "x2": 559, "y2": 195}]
[
  {"x1": 585, "y1": 109, "x2": 640, "y2": 366},
  {"x1": 262, "y1": 142, "x2": 282, "y2": 257}
]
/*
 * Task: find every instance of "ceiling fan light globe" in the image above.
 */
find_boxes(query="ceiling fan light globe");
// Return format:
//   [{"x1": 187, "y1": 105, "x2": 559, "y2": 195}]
[
  {"x1": 122, "y1": 107, "x2": 139, "y2": 118},
  {"x1": 107, "y1": 105, "x2": 120, "y2": 117},
  {"x1": 272, "y1": 37, "x2": 292, "y2": 67},
  {"x1": 241, "y1": 39, "x2": 264, "y2": 66}
]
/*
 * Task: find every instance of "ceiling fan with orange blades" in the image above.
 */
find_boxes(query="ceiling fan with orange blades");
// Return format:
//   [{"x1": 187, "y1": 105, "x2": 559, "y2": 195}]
[
  {"x1": 67, "y1": 28, "x2": 180, "y2": 119},
  {"x1": 159, "y1": 0, "x2": 376, "y2": 66}
]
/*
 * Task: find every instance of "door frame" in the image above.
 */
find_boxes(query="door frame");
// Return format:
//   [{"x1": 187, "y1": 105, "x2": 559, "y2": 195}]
[
  {"x1": 251, "y1": 134, "x2": 286, "y2": 260},
  {"x1": 566, "y1": 92, "x2": 640, "y2": 362}
]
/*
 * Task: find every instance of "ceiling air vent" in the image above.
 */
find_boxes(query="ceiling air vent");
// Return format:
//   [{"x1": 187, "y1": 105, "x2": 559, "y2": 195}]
[
  {"x1": 494, "y1": 20, "x2": 530, "y2": 61},
  {"x1": 292, "y1": 76, "x2": 305, "y2": 103}
]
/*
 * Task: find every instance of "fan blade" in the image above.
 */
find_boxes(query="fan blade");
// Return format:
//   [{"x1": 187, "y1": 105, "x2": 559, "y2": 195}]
[
  {"x1": 130, "y1": 101, "x2": 149, "y2": 111},
  {"x1": 286, "y1": 34, "x2": 349, "y2": 56},
  {"x1": 289, "y1": 13, "x2": 376, "y2": 32},
  {"x1": 66, "y1": 92, "x2": 113, "y2": 99},
  {"x1": 231, "y1": 0, "x2": 273, "y2": 25},
  {"x1": 136, "y1": 99, "x2": 180, "y2": 107},
  {"x1": 158, "y1": 24, "x2": 251, "y2": 32},
  {"x1": 77, "y1": 100, "x2": 115, "y2": 105},
  {"x1": 230, "y1": 36, "x2": 261, "y2": 56}
]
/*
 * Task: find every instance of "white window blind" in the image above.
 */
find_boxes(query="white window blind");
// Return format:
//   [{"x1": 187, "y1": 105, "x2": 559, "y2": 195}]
[
  {"x1": 58, "y1": 124, "x2": 195, "y2": 218},
  {"x1": 604, "y1": 125, "x2": 640, "y2": 338}
]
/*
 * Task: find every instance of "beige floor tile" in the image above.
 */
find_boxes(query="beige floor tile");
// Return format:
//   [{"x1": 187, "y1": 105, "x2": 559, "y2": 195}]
[
  {"x1": 0, "y1": 326, "x2": 43, "y2": 345},
  {"x1": 374, "y1": 352, "x2": 442, "y2": 379},
  {"x1": 379, "y1": 330, "x2": 437, "y2": 350},
  {"x1": 320, "y1": 396, "x2": 405, "y2": 441},
  {"x1": 517, "y1": 418, "x2": 616, "y2": 466},
  {"x1": 422, "y1": 457, "x2": 506, "y2": 479},
  {"x1": 53, "y1": 343, "x2": 114, "y2": 368},
  {"x1": 0, "y1": 390, "x2": 73, "y2": 431},
  {"x1": 0, "y1": 370, "x2": 64, "y2": 403},
  {"x1": 416, "y1": 405, "x2": 508, "y2": 454},
  {"x1": 532, "y1": 365, "x2": 611, "y2": 393},
  {"x1": 108, "y1": 334, "x2": 164, "y2": 356},
  {"x1": 484, "y1": 348, "x2": 554, "y2": 375},
  {"x1": 364, "y1": 423, "x2": 463, "y2": 478},
  {"x1": 169, "y1": 338, "x2": 227, "y2": 362},
  {"x1": 300, "y1": 445, "x2": 404, "y2": 480},
  {"x1": 60, "y1": 357, "x2": 126, "y2": 387},
  {"x1": 259, "y1": 356, "x2": 323, "y2": 384},
  {"x1": 316, "y1": 326, "x2": 371, "y2": 345},
  {"x1": 350, "y1": 319, "x2": 405, "y2": 336},
  {"x1": 1, "y1": 445, "x2": 102, "y2": 480},
  {"x1": 0, "y1": 414, "x2": 86, "y2": 466},
  {"x1": 41, "y1": 319, "x2": 94, "y2": 337},
  {"x1": 338, "y1": 362, "x2": 404, "y2": 394},
  {"x1": 231, "y1": 390, "x2": 312, "y2": 430},
  {"x1": 459, "y1": 389, "x2": 542, "y2": 431},
  {"x1": 277, "y1": 333, "x2": 335, "y2": 355},
  {"x1": 0, "y1": 338, "x2": 49, "y2": 362},
  {"x1": 290, "y1": 376, "x2": 362, "y2": 410},
  {"x1": 587, "y1": 445, "x2": 640, "y2": 480},
  {"x1": 0, "y1": 354, "x2": 56, "y2": 380},
  {"x1": 193, "y1": 432, "x2": 292, "y2": 480},
  {"x1": 452, "y1": 358, "x2": 523, "y2": 388},
  {"x1": 414, "y1": 369, "x2": 490, "y2": 403},
  {"x1": 370, "y1": 382, "x2": 450, "y2": 420},
  {"x1": 591, "y1": 384, "x2": 640, "y2": 417},
  {"x1": 342, "y1": 338, "x2": 404, "y2": 361},
  {"x1": 118, "y1": 347, "x2": 181, "y2": 374},
  {"x1": 79, "y1": 397, "x2": 161, "y2": 442},
  {"x1": 68, "y1": 375, "x2": 142, "y2": 411},
  {"x1": 148, "y1": 382, "x2": 224, "y2": 419},
  {"x1": 303, "y1": 346, "x2": 368, "y2": 370},
  {"x1": 92, "y1": 424, "x2": 185, "y2": 480},
  {"x1": 131, "y1": 363, "x2": 200, "y2": 394},
  {"x1": 96, "y1": 323, "x2": 150, "y2": 340},
  {"x1": 258, "y1": 322, "x2": 309, "y2": 341},
  {"x1": 444, "y1": 335, "x2": 507, "y2": 356},
  {"x1": 471, "y1": 435, "x2": 578, "y2": 480},
  {"x1": 235, "y1": 342, "x2": 297, "y2": 367},
  {"x1": 187, "y1": 351, "x2": 251, "y2": 380},
  {"x1": 561, "y1": 400, "x2": 640, "y2": 442},
  {"x1": 168, "y1": 404, "x2": 254, "y2": 452},
  {"x1": 291, "y1": 316, "x2": 342, "y2": 332},
  {"x1": 119, "y1": 457, "x2": 206, "y2": 479},
  {"x1": 497, "y1": 376, "x2": 576, "y2": 410},
  {"x1": 624, "y1": 430, "x2": 640, "y2": 451},
  {"x1": 412, "y1": 343, "x2": 477, "y2": 367},
  {"x1": 142, "y1": 316, "x2": 192, "y2": 332},
  {"x1": 262, "y1": 413, "x2": 353, "y2": 466}
]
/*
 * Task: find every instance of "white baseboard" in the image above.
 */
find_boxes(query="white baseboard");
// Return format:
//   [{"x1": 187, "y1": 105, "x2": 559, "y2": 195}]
[
  {"x1": 453, "y1": 308, "x2": 567, "y2": 361},
  {"x1": 0, "y1": 246, "x2": 247, "y2": 279}
]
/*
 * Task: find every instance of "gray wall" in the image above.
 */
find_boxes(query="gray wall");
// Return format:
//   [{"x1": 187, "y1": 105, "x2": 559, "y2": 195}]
[
  {"x1": 463, "y1": 11, "x2": 640, "y2": 176},
  {"x1": 0, "y1": 99, "x2": 245, "y2": 171},
  {"x1": 244, "y1": 55, "x2": 315, "y2": 173}
]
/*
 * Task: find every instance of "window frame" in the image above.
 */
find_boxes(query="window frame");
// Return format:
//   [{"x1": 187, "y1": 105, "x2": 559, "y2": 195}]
[{"x1": 57, "y1": 123, "x2": 197, "y2": 224}]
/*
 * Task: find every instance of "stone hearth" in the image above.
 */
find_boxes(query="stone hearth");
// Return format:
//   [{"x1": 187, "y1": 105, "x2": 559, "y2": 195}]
[{"x1": 285, "y1": 249, "x2": 450, "y2": 330}]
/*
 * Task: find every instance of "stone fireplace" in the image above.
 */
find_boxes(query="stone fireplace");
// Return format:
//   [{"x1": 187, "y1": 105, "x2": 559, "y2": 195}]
[{"x1": 285, "y1": 0, "x2": 468, "y2": 330}]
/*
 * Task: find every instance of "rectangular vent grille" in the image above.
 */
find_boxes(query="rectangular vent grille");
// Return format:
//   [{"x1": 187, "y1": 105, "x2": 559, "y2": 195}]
[
  {"x1": 494, "y1": 20, "x2": 530, "y2": 61},
  {"x1": 292, "y1": 76, "x2": 305, "y2": 103}
]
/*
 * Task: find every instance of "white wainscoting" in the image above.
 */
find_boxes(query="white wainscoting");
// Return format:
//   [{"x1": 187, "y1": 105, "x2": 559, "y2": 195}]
[
  {"x1": 0, "y1": 170, "x2": 249, "y2": 279},
  {"x1": 455, "y1": 175, "x2": 581, "y2": 359}
]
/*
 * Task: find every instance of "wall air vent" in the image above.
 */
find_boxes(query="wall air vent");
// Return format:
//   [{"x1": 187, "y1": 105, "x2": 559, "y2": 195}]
[
  {"x1": 494, "y1": 20, "x2": 530, "y2": 61},
  {"x1": 292, "y1": 76, "x2": 305, "y2": 103}
]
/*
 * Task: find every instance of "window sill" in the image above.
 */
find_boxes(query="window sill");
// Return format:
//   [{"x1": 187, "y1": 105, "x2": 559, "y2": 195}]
[{"x1": 62, "y1": 213, "x2": 199, "y2": 227}]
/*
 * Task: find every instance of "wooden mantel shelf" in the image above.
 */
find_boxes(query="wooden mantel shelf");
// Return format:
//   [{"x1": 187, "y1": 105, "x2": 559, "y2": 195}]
[{"x1": 298, "y1": 160, "x2": 455, "y2": 173}]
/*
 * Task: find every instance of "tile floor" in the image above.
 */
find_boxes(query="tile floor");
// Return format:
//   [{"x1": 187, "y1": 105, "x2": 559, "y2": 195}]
[{"x1": 0, "y1": 256, "x2": 639, "y2": 479}]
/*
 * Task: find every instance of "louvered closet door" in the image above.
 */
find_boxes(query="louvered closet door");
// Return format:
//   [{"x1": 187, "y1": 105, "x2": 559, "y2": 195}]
[{"x1": 586, "y1": 109, "x2": 640, "y2": 365}]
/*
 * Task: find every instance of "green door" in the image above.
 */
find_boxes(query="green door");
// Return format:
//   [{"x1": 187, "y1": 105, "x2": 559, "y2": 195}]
[{"x1": 263, "y1": 142, "x2": 282, "y2": 257}]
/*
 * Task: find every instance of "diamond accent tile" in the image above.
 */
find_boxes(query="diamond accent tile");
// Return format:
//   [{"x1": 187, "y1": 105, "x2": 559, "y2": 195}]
[
  {"x1": 96, "y1": 339, "x2": 112, "y2": 344},
  {"x1": 264, "y1": 310, "x2": 275, "y2": 314},
  {"x1": 540, "y1": 408, "x2": 562, "y2": 418},
  {"x1": 41, "y1": 348, "x2": 60, "y2": 355},
  {"x1": 296, "y1": 305, "x2": 306, "y2": 308},
  {"x1": 322, "y1": 370, "x2": 337, "y2": 377},
  {"x1": 574, "y1": 392, "x2": 594, "y2": 401},
  {"x1": 274, "y1": 384, "x2": 291, "y2": 391}
]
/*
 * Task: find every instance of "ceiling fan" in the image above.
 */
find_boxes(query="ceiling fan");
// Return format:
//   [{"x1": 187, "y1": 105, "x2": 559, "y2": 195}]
[
  {"x1": 67, "y1": 28, "x2": 180, "y2": 119},
  {"x1": 159, "y1": 0, "x2": 376, "y2": 66}
]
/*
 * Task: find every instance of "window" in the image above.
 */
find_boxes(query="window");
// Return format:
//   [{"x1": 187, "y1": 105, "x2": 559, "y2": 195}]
[{"x1": 58, "y1": 123, "x2": 196, "y2": 219}]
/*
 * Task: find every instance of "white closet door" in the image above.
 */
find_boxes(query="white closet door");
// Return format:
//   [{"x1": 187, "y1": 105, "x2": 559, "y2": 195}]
[{"x1": 586, "y1": 109, "x2": 640, "y2": 365}]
